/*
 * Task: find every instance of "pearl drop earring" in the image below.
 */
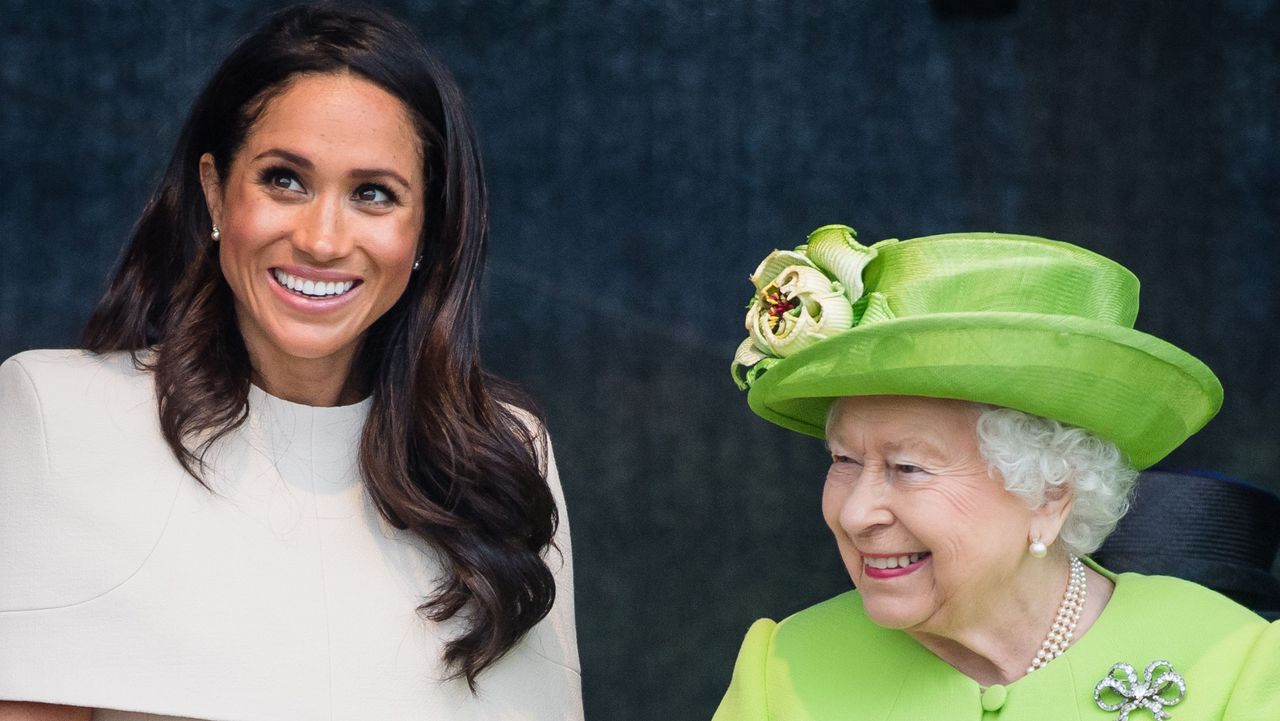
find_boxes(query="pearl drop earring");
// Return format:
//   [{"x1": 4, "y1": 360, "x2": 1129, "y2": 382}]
[
  {"x1": 210, "y1": 224, "x2": 221, "y2": 242},
  {"x1": 412, "y1": 257, "x2": 422, "y2": 271},
  {"x1": 1029, "y1": 537, "x2": 1048, "y2": 558}
]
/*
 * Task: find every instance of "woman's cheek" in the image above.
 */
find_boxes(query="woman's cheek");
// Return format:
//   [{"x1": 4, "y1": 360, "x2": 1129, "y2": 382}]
[
  {"x1": 223, "y1": 198, "x2": 296, "y2": 251},
  {"x1": 366, "y1": 216, "x2": 420, "y2": 270}
]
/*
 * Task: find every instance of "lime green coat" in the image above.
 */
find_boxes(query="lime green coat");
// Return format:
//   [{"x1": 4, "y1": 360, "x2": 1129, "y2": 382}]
[{"x1": 713, "y1": 567, "x2": 1279, "y2": 720}]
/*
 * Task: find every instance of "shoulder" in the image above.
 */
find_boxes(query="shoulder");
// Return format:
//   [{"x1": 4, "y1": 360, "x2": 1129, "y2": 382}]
[
  {"x1": 2, "y1": 348, "x2": 155, "y2": 409},
  {"x1": 1, "y1": 348, "x2": 165, "y2": 490},
  {"x1": 3, "y1": 346, "x2": 144, "y2": 376},
  {"x1": 1096, "y1": 571, "x2": 1271, "y2": 686},
  {"x1": 1110, "y1": 571, "x2": 1268, "y2": 633},
  {"x1": 778, "y1": 589, "x2": 865, "y2": 629},
  {"x1": 771, "y1": 591, "x2": 917, "y2": 665},
  {"x1": 498, "y1": 399, "x2": 562, "y2": 496},
  {"x1": 1, "y1": 348, "x2": 160, "y2": 470},
  {"x1": 1080, "y1": 572, "x2": 1277, "y2": 717},
  {"x1": 736, "y1": 590, "x2": 915, "y2": 669},
  {"x1": 500, "y1": 400, "x2": 546, "y2": 434},
  {"x1": 1223, "y1": 618, "x2": 1280, "y2": 716},
  {"x1": 715, "y1": 593, "x2": 925, "y2": 720},
  {"x1": 777, "y1": 591, "x2": 888, "y2": 640},
  {"x1": 499, "y1": 400, "x2": 552, "y2": 461},
  {"x1": 1, "y1": 348, "x2": 183, "y2": 611},
  {"x1": 728, "y1": 591, "x2": 903, "y2": 662},
  {"x1": 712, "y1": 618, "x2": 778, "y2": 721}
]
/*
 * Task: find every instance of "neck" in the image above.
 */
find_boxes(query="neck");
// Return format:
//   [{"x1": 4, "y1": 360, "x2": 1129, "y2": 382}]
[
  {"x1": 241, "y1": 332, "x2": 363, "y2": 408},
  {"x1": 906, "y1": 554, "x2": 1114, "y2": 686},
  {"x1": 253, "y1": 362, "x2": 362, "y2": 407}
]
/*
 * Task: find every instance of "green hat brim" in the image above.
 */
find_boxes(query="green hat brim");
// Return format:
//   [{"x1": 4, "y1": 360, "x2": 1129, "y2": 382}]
[{"x1": 746, "y1": 312, "x2": 1222, "y2": 469}]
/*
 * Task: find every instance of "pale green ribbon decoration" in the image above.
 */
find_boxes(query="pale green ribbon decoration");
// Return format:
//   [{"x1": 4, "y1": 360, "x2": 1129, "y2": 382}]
[{"x1": 732, "y1": 225, "x2": 897, "y2": 390}]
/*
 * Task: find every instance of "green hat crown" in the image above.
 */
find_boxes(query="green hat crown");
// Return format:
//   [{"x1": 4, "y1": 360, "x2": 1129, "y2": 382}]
[
  {"x1": 733, "y1": 225, "x2": 1222, "y2": 469},
  {"x1": 862, "y1": 231, "x2": 1139, "y2": 324}
]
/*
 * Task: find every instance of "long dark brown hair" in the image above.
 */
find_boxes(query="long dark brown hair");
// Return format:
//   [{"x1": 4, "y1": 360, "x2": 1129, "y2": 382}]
[{"x1": 82, "y1": 2, "x2": 558, "y2": 688}]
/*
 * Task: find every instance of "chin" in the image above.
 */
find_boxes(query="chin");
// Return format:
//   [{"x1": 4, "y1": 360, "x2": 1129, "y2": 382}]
[
  {"x1": 847, "y1": 563, "x2": 934, "y2": 630},
  {"x1": 258, "y1": 324, "x2": 363, "y2": 364},
  {"x1": 859, "y1": 593, "x2": 932, "y2": 631}
]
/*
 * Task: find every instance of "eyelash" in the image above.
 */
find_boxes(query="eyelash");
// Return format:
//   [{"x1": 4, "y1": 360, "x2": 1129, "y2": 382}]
[
  {"x1": 258, "y1": 166, "x2": 301, "y2": 192},
  {"x1": 354, "y1": 183, "x2": 399, "y2": 205},
  {"x1": 256, "y1": 166, "x2": 400, "y2": 206}
]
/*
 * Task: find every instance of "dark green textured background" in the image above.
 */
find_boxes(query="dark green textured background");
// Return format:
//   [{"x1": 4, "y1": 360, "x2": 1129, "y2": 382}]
[{"x1": 2, "y1": 1, "x2": 1278, "y2": 719}]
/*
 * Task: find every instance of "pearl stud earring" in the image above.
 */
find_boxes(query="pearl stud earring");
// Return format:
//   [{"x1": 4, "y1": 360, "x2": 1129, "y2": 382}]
[
  {"x1": 1029, "y1": 537, "x2": 1048, "y2": 558},
  {"x1": 210, "y1": 224, "x2": 221, "y2": 242}
]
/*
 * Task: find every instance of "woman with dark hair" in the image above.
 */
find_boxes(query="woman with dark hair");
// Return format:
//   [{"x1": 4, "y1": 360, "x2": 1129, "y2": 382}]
[{"x1": 0, "y1": 4, "x2": 581, "y2": 720}]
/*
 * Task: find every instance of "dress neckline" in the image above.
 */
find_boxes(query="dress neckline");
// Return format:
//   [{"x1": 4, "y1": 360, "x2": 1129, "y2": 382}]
[
  {"x1": 240, "y1": 383, "x2": 371, "y2": 499},
  {"x1": 248, "y1": 383, "x2": 372, "y2": 421}
]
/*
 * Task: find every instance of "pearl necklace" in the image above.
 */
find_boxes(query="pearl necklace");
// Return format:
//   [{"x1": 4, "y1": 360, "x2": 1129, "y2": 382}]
[{"x1": 1027, "y1": 555, "x2": 1086, "y2": 674}]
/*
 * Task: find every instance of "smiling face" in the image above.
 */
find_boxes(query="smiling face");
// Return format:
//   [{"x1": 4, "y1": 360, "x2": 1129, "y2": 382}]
[
  {"x1": 199, "y1": 72, "x2": 425, "y2": 403},
  {"x1": 823, "y1": 395, "x2": 1048, "y2": 634}
]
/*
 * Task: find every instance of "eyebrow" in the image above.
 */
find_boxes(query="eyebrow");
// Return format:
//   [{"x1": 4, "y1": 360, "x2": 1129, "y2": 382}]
[
  {"x1": 252, "y1": 148, "x2": 414, "y2": 191},
  {"x1": 883, "y1": 438, "x2": 947, "y2": 461}
]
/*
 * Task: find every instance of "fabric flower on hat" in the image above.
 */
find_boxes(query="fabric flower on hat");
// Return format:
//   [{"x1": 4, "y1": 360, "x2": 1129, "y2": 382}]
[{"x1": 732, "y1": 225, "x2": 880, "y2": 390}]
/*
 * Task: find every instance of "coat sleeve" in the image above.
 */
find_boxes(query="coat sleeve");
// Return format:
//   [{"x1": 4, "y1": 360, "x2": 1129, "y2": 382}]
[
  {"x1": 1223, "y1": 619, "x2": 1280, "y2": 720},
  {"x1": 711, "y1": 619, "x2": 778, "y2": 721}
]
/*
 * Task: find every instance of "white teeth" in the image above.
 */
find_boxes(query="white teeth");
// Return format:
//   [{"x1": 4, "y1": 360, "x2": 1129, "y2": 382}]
[
  {"x1": 866, "y1": 552, "x2": 926, "y2": 570},
  {"x1": 272, "y1": 269, "x2": 356, "y2": 298}
]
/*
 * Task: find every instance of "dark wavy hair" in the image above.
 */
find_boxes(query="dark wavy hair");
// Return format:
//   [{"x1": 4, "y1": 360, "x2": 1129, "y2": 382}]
[{"x1": 81, "y1": 2, "x2": 558, "y2": 688}]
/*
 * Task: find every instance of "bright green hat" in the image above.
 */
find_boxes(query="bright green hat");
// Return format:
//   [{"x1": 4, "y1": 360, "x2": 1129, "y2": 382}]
[{"x1": 731, "y1": 225, "x2": 1222, "y2": 469}]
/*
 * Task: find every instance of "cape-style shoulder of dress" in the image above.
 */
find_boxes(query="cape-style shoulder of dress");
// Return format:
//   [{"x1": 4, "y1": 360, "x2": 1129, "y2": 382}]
[
  {"x1": 0, "y1": 348, "x2": 583, "y2": 721},
  {"x1": 0, "y1": 349, "x2": 180, "y2": 611}
]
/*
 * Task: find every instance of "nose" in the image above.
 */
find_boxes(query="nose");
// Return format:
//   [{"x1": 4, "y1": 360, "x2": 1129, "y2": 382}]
[
  {"x1": 291, "y1": 193, "x2": 352, "y2": 262},
  {"x1": 838, "y1": 467, "x2": 894, "y2": 538}
]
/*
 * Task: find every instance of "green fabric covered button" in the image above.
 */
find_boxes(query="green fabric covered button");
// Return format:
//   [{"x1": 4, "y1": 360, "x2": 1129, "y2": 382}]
[{"x1": 981, "y1": 684, "x2": 1007, "y2": 712}]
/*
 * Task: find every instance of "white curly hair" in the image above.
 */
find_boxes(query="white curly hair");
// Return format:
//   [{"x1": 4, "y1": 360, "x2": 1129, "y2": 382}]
[{"x1": 974, "y1": 406, "x2": 1137, "y2": 556}]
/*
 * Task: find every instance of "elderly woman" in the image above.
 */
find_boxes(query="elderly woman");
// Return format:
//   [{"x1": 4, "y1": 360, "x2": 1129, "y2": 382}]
[
  {"x1": 0, "y1": 5, "x2": 579, "y2": 720},
  {"x1": 717, "y1": 226, "x2": 1279, "y2": 719}
]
